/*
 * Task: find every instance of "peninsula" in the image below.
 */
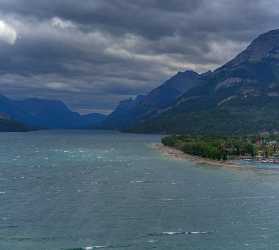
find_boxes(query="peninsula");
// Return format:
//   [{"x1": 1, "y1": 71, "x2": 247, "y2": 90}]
[{"x1": 161, "y1": 134, "x2": 279, "y2": 164}]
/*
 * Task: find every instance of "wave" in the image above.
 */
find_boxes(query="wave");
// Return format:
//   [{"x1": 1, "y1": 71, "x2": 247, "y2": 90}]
[
  {"x1": 64, "y1": 243, "x2": 133, "y2": 250},
  {"x1": 147, "y1": 231, "x2": 212, "y2": 237},
  {"x1": 60, "y1": 230, "x2": 212, "y2": 250}
]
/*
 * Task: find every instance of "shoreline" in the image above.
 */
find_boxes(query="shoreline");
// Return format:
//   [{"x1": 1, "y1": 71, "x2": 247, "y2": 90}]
[{"x1": 152, "y1": 143, "x2": 253, "y2": 170}]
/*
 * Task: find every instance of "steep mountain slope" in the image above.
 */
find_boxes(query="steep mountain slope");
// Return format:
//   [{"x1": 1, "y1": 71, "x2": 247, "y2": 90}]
[
  {"x1": 102, "y1": 70, "x2": 204, "y2": 129},
  {"x1": 132, "y1": 29, "x2": 279, "y2": 135},
  {"x1": 0, "y1": 96, "x2": 106, "y2": 129}
]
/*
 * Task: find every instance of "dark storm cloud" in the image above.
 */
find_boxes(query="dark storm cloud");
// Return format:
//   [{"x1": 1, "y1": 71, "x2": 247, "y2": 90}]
[{"x1": 0, "y1": 0, "x2": 278, "y2": 113}]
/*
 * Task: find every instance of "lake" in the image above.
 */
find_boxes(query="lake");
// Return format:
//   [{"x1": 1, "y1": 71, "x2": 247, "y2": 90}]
[{"x1": 1, "y1": 130, "x2": 279, "y2": 250}]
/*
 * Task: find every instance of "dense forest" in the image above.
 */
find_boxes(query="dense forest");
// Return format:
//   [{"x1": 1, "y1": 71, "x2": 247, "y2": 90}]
[{"x1": 162, "y1": 134, "x2": 279, "y2": 161}]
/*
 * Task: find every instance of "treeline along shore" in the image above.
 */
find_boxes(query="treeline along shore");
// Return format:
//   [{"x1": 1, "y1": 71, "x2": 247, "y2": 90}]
[{"x1": 161, "y1": 134, "x2": 279, "y2": 162}]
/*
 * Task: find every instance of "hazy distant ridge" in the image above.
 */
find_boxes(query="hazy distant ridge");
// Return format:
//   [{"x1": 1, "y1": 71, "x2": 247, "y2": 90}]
[{"x1": 0, "y1": 96, "x2": 106, "y2": 130}]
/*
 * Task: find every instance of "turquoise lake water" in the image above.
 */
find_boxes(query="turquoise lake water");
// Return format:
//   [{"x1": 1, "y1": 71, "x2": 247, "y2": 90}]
[{"x1": 1, "y1": 130, "x2": 279, "y2": 250}]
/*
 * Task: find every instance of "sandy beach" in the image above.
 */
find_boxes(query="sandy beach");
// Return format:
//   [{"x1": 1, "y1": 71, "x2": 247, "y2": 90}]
[{"x1": 152, "y1": 143, "x2": 252, "y2": 170}]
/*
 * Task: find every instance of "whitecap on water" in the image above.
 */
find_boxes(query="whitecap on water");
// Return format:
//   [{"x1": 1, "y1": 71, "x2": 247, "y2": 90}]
[
  {"x1": 160, "y1": 198, "x2": 174, "y2": 201},
  {"x1": 78, "y1": 246, "x2": 107, "y2": 250},
  {"x1": 147, "y1": 239, "x2": 157, "y2": 244},
  {"x1": 14, "y1": 176, "x2": 25, "y2": 180},
  {"x1": 148, "y1": 231, "x2": 212, "y2": 237},
  {"x1": 130, "y1": 180, "x2": 145, "y2": 184},
  {"x1": 62, "y1": 243, "x2": 134, "y2": 250}
]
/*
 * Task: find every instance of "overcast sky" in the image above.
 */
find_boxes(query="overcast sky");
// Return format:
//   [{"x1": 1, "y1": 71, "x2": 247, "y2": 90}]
[{"x1": 0, "y1": 0, "x2": 279, "y2": 114}]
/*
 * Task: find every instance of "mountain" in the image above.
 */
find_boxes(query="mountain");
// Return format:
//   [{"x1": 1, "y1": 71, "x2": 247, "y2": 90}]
[
  {"x1": 102, "y1": 70, "x2": 204, "y2": 129},
  {"x1": 106, "y1": 29, "x2": 279, "y2": 135},
  {"x1": 0, "y1": 113, "x2": 28, "y2": 132},
  {"x1": 0, "y1": 96, "x2": 106, "y2": 129}
]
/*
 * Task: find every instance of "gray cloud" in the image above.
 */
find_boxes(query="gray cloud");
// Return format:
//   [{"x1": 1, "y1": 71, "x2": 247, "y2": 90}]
[{"x1": 0, "y1": 0, "x2": 279, "y2": 113}]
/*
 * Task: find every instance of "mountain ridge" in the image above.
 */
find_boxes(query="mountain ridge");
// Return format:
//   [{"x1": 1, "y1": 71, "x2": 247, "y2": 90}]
[
  {"x1": 102, "y1": 70, "x2": 205, "y2": 129},
  {"x1": 104, "y1": 28, "x2": 279, "y2": 135},
  {"x1": 0, "y1": 95, "x2": 107, "y2": 130}
]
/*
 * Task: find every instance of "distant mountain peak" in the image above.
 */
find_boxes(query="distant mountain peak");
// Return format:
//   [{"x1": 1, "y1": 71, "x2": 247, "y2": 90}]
[
  {"x1": 176, "y1": 70, "x2": 199, "y2": 75},
  {"x1": 223, "y1": 29, "x2": 279, "y2": 69}
]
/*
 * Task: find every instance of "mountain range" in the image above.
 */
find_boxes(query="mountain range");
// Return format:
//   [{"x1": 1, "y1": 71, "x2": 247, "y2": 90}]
[
  {"x1": 0, "y1": 95, "x2": 106, "y2": 131},
  {"x1": 102, "y1": 29, "x2": 279, "y2": 135},
  {"x1": 2, "y1": 29, "x2": 279, "y2": 134}
]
